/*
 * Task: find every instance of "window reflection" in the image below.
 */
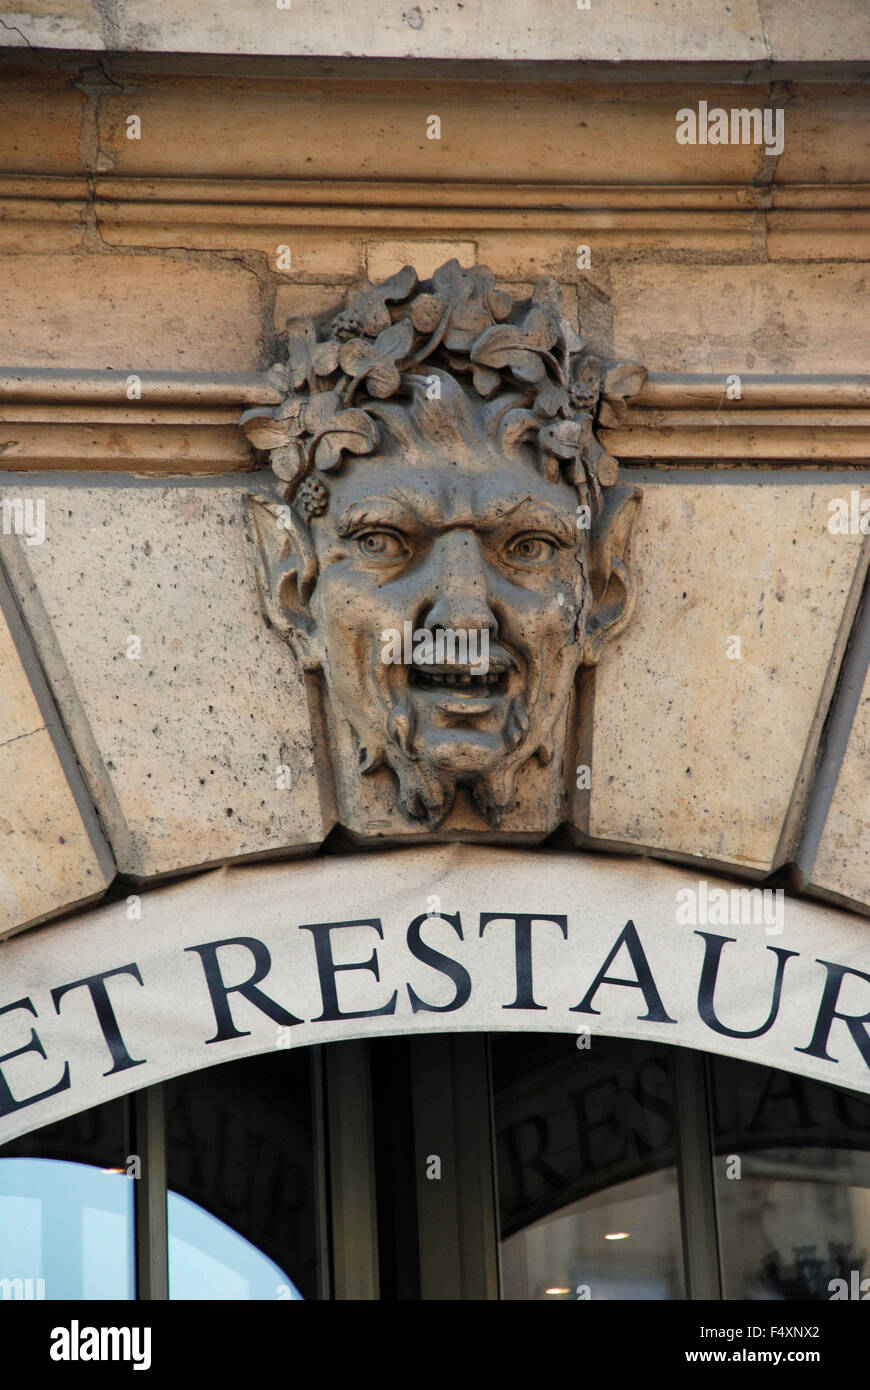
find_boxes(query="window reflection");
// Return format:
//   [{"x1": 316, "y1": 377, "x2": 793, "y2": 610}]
[
  {"x1": 0, "y1": 1099, "x2": 134, "y2": 1300},
  {"x1": 168, "y1": 1190, "x2": 302, "y2": 1300},
  {"x1": 165, "y1": 1050, "x2": 320, "y2": 1300},
  {"x1": 492, "y1": 1035, "x2": 685, "y2": 1300},
  {"x1": 711, "y1": 1056, "x2": 870, "y2": 1300}
]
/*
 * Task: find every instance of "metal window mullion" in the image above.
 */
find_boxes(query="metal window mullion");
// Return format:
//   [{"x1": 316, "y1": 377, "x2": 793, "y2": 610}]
[
  {"x1": 310, "y1": 1045, "x2": 333, "y2": 1301},
  {"x1": 325, "y1": 1040, "x2": 380, "y2": 1299},
  {"x1": 133, "y1": 1084, "x2": 169, "y2": 1301},
  {"x1": 673, "y1": 1049, "x2": 722, "y2": 1300},
  {"x1": 409, "y1": 1034, "x2": 499, "y2": 1301}
]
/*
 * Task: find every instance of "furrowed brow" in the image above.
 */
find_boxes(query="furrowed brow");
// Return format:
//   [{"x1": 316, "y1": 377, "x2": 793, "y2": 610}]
[
  {"x1": 336, "y1": 496, "x2": 424, "y2": 536},
  {"x1": 483, "y1": 500, "x2": 576, "y2": 545}
]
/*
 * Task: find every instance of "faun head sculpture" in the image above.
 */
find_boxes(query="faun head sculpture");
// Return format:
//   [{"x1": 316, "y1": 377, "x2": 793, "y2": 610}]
[{"x1": 241, "y1": 261, "x2": 644, "y2": 836}]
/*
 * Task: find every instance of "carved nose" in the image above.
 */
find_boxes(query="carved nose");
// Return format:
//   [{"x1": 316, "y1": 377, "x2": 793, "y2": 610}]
[{"x1": 422, "y1": 530, "x2": 498, "y2": 635}]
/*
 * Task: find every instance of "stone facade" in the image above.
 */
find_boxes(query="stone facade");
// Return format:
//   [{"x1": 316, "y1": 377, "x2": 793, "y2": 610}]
[{"x1": 0, "y1": 12, "x2": 867, "y2": 1112}]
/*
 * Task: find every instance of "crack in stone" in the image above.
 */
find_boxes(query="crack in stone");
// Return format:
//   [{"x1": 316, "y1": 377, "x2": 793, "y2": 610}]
[
  {"x1": 756, "y1": 0, "x2": 773, "y2": 64},
  {"x1": 0, "y1": 17, "x2": 32, "y2": 48},
  {"x1": 0, "y1": 726, "x2": 46, "y2": 750}
]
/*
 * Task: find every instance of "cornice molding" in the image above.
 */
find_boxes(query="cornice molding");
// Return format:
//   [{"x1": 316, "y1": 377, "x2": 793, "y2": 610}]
[
  {"x1": 1, "y1": 369, "x2": 868, "y2": 471},
  {"x1": 1, "y1": 179, "x2": 869, "y2": 257}
]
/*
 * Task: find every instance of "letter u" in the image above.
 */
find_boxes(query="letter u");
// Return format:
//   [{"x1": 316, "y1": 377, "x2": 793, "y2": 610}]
[{"x1": 696, "y1": 933, "x2": 798, "y2": 1038}]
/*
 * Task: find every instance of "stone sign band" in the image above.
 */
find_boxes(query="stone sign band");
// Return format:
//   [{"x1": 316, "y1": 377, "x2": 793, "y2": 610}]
[{"x1": 0, "y1": 848, "x2": 867, "y2": 1146}]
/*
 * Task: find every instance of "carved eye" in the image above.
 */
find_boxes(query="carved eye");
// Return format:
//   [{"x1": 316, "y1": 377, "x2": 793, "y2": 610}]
[
  {"x1": 505, "y1": 534, "x2": 557, "y2": 564},
  {"x1": 356, "y1": 529, "x2": 408, "y2": 560}
]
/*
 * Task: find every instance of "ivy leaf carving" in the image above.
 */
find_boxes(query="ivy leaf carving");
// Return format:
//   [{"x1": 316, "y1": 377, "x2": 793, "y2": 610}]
[
  {"x1": 271, "y1": 442, "x2": 306, "y2": 483},
  {"x1": 533, "y1": 383, "x2": 569, "y2": 418},
  {"x1": 472, "y1": 366, "x2": 501, "y2": 398},
  {"x1": 312, "y1": 409, "x2": 379, "y2": 471},
  {"x1": 470, "y1": 324, "x2": 547, "y2": 384},
  {"x1": 302, "y1": 389, "x2": 343, "y2": 434},
  {"x1": 519, "y1": 306, "x2": 559, "y2": 351},
  {"x1": 339, "y1": 317, "x2": 414, "y2": 397},
  {"x1": 443, "y1": 303, "x2": 492, "y2": 352},
  {"x1": 343, "y1": 265, "x2": 418, "y2": 338}
]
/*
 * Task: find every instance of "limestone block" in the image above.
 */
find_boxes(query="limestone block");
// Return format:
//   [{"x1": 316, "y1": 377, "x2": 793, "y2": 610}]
[
  {"x1": 812, "y1": 662, "x2": 870, "y2": 908},
  {"x1": 0, "y1": 602, "x2": 112, "y2": 937},
  {"x1": 274, "y1": 283, "x2": 356, "y2": 332},
  {"x1": 758, "y1": 0, "x2": 870, "y2": 62},
  {"x1": 0, "y1": 79, "x2": 85, "y2": 174},
  {"x1": 93, "y1": 81, "x2": 762, "y2": 186},
  {"x1": 587, "y1": 482, "x2": 867, "y2": 872},
  {"x1": 610, "y1": 265, "x2": 870, "y2": 376},
  {"x1": 775, "y1": 88, "x2": 870, "y2": 186},
  {"x1": 0, "y1": 485, "x2": 333, "y2": 878},
  {"x1": 0, "y1": 0, "x2": 772, "y2": 60},
  {"x1": 367, "y1": 241, "x2": 477, "y2": 284},
  {"x1": 0, "y1": 254, "x2": 265, "y2": 371},
  {"x1": 3, "y1": 0, "x2": 867, "y2": 63}
]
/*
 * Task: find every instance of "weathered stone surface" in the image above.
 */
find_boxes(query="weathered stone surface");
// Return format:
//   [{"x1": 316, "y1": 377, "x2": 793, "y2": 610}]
[
  {"x1": 587, "y1": 482, "x2": 867, "y2": 872},
  {"x1": 776, "y1": 88, "x2": 870, "y2": 186},
  {"x1": 366, "y1": 240, "x2": 476, "y2": 284},
  {"x1": 0, "y1": 0, "x2": 779, "y2": 60},
  {"x1": 759, "y1": 0, "x2": 870, "y2": 63},
  {"x1": 0, "y1": 78, "x2": 85, "y2": 174},
  {"x1": 0, "y1": 485, "x2": 332, "y2": 878},
  {"x1": 93, "y1": 82, "x2": 763, "y2": 186},
  {"x1": 0, "y1": 254, "x2": 265, "y2": 370},
  {"x1": 0, "y1": 600, "x2": 112, "y2": 936},
  {"x1": 274, "y1": 283, "x2": 355, "y2": 333},
  {"x1": 812, "y1": 661, "x2": 870, "y2": 908},
  {"x1": 610, "y1": 266, "x2": 870, "y2": 375}
]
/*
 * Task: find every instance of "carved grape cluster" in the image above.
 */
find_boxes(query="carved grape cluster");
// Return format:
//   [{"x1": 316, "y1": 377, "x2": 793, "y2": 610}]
[{"x1": 239, "y1": 260, "x2": 646, "y2": 513}]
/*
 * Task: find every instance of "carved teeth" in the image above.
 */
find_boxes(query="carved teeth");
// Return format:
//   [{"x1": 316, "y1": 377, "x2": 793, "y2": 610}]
[{"x1": 416, "y1": 670, "x2": 497, "y2": 687}]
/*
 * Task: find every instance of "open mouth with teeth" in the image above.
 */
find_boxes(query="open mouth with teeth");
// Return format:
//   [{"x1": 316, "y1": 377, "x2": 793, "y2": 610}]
[{"x1": 412, "y1": 666, "x2": 505, "y2": 690}]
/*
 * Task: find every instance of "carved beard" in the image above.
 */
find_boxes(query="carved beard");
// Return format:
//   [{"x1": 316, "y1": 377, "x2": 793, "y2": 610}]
[{"x1": 378, "y1": 689, "x2": 532, "y2": 829}]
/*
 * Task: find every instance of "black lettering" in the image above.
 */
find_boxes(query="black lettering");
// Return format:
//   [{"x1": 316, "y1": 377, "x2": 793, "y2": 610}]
[
  {"x1": 0, "y1": 997, "x2": 70, "y2": 1118},
  {"x1": 747, "y1": 1067, "x2": 816, "y2": 1134},
  {"x1": 571, "y1": 920, "x2": 676, "y2": 1023},
  {"x1": 696, "y1": 933, "x2": 798, "y2": 1038},
  {"x1": 406, "y1": 912, "x2": 471, "y2": 1014},
  {"x1": 796, "y1": 960, "x2": 870, "y2": 1068},
  {"x1": 299, "y1": 919, "x2": 397, "y2": 1023},
  {"x1": 186, "y1": 937, "x2": 302, "y2": 1043},
  {"x1": 496, "y1": 1114, "x2": 566, "y2": 1215},
  {"x1": 51, "y1": 965, "x2": 146, "y2": 1075},
  {"x1": 479, "y1": 912, "x2": 567, "y2": 1010}
]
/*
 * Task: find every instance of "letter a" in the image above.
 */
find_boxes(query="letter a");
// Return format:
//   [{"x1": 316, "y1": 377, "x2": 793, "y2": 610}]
[{"x1": 675, "y1": 109, "x2": 696, "y2": 145}]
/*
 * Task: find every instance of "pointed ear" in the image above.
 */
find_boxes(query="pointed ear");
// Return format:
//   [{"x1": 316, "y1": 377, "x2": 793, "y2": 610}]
[
  {"x1": 244, "y1": 494, "x2": 320, "y2": 669},
  {"x1": 583, "y1": 484, "x2": 641, "y2": 665}
]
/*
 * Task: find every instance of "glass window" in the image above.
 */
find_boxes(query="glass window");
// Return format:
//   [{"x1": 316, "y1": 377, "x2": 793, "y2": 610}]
[
  {"x1": 0, "y1": 1098, "x2": 135, "y2": 1300},
  {"x1": 491, "y1": 1034, "x2": 686, "y2": 1300},
  {"x1": 165, "y1": 1050, "x2": 322, "y2": 1300},
  {"x1": 710, "y1": 1055, "x2": 870, "y2": 1300}
]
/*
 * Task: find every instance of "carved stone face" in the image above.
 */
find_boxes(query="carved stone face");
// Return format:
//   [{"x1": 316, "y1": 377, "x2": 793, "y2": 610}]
[
  {"x1": 303, "y1": 441, "x2": 588, "y2": 826},
  {"x1": 242, "y1": 261, "x2": 644, "y2": 834}
]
